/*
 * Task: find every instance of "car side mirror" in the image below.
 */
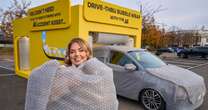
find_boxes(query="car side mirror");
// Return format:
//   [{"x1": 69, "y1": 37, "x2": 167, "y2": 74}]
[{"x1": 124, "y1": 64, "x2": 137, "y2": 71}]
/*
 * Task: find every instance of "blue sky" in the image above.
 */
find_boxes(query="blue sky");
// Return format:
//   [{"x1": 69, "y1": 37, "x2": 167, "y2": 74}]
[{"x1": 0, "y1": 0, "x2": 207, "y2": 30}]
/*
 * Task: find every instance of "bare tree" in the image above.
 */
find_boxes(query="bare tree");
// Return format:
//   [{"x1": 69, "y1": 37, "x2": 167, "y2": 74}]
[
  {"x1": 0, "y1": 0, "x2": 31, "y2": 41},
  {"x1": 140, "y1": 1, "x2": 166, "y2": 27},
  {"x1": 139, "y1": 1, "x2": 166, "y2": 49}
]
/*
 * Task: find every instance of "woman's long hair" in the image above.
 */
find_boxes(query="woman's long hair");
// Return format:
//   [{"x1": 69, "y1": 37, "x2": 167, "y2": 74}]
[{"x1": 64, "y1": 38, "x2": 92, "y2": 66}]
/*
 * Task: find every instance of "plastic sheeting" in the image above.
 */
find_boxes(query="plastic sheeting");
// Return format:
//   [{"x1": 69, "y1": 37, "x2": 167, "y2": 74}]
[
  {"x1": 25, "y1": 58, "x2": 118, "y2": 110},
  {"x1": 93, "y1": 46, "x2": 206, "y2": 110},
  {"x1": 147, "y1": 64, "x2": 206, "y2": 104}
]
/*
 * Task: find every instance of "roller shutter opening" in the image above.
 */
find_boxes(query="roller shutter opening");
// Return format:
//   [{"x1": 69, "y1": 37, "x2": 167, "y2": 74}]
[{"x1": 91, "y1": 33, "x2": 134, "y2": 47}]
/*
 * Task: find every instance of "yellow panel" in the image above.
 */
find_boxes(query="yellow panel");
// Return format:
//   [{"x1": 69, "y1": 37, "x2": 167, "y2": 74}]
[
  {"x1": 28, "y1": 0, "x2": 71, "y2": 31},
  {"x1": 83, "y1": 0, "x2": 141, "y2": 29},
  {"x1": 13, "y1": 1, "x2": 142, "y2": 79},
  {"x1": 79, "y1": 5, "x2": 142, "y2": 48},
  {"x1": 13, "y1": 5, "x2": 81, "y2": 78}
]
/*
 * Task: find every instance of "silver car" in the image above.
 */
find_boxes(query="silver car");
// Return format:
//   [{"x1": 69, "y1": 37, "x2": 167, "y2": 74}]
[{"x1": 93, "y1": 46, "x2": 206, "y2": 110}]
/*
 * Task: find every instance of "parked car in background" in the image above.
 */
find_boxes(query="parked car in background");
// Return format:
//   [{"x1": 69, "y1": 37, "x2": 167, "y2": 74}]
[
  {"x1": 93, "y1": 46, "x2": 206, "y2": 110},
  {"x1": 176, "y1": 47, "x2": 184, "y2": 53},
  {"x1": 177, "y1": 46, "x2": 208, "y2": 59},
  {"x1": 171, "y1": 47, "x2": 178, "y2": 52},
  {"x1": 155, "y1": 47, "x2": 174, "y2": 55}
]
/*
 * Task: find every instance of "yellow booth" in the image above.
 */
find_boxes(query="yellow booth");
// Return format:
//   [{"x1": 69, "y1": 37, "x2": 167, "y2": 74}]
[{"x1": 13, "y1": 0, "x2": 142, "y2": 78}]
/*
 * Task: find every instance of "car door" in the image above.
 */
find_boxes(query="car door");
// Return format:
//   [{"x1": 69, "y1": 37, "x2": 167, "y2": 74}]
[
  {"x1": 205, "y1": 47, "x2": 208, "y2": 54},
  {"x1": 200, "y1": 47, "x2": 208, "y2": 58},
  {"x1": 191, "y1": 47, "x2": 201, "y2": 57},
  {"x1": 106, "y1": 51, "x2": 143, "y2": 99}
]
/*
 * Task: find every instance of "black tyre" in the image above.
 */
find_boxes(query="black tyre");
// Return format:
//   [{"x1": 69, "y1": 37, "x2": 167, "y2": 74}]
[
  {"x1": 204, "y1": 55, "x2": 208, "y2": 59},
  {"x1": 177, "y1": 53, "x2": 181, "y2": 58},
  {"x1": 140, "y1": 89, "x2": 165, "y2": 110},
  {"x1": 181, "y1": 53, "x2": 188, "y2": 58},
  {"x1": 155, "y1": 51, "x2": 161, "y2": 56},
  {"x1": 201, "y1": 54, "x2": 208, "y2": 59}
]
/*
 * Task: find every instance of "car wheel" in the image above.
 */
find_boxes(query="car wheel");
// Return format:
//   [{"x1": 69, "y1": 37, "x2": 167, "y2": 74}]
[
  {"x1": 204, "y1": 54, "x2": 208, "y2": 59},
  {"x1": 140, "y1": 89, "x2": 165, "y2": 110},
  {"x1": 181, "y1": 53, "x2": 188, "y2": 58},
  {"x1": 201, "y1": 54, "x2": 208, "y2": 59},
  {"x1": 177, "y1": 53, "x2": 181, "y2": 58},
  {"x1": 155, "y1": 52, "x2": 161, "y2": 56}
]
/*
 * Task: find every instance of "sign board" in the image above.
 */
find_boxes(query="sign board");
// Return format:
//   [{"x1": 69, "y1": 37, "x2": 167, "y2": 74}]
[
  {"x1": 28, "y1": 0, "x2": 71, "y2": 31},
  {"x1": 83, "y1": 0, "x2": 141, "y2": 29}
]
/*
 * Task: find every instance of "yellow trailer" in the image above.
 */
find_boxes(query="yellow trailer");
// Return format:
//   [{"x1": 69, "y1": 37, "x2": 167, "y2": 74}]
[{"x1": 13, "y1": 0, "x2": 142, "y2": 78}]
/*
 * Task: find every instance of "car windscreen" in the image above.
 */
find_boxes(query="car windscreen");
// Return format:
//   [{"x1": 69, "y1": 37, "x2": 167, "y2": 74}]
[{"x1": 128, "y1": 51, "x2": 166, "y2": 68}]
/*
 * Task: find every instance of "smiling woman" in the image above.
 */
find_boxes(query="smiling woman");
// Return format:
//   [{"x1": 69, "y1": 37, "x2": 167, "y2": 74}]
[
  {"x1": 64, "y1": 38, "x2": 92, "y2": 66},
  {"x1": 25, "y1": 38, "x2": 118, "y2": 110}
]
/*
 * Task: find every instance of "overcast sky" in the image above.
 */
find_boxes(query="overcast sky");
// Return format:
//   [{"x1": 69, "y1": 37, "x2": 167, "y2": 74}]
[{"x1": 0, "y1": 0, "x2": 207, "y2": 30}]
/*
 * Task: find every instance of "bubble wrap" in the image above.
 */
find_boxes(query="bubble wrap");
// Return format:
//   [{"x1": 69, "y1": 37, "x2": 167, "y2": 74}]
[{"x1": 25, "y1": 58, "x2": 118, "y2": 110}]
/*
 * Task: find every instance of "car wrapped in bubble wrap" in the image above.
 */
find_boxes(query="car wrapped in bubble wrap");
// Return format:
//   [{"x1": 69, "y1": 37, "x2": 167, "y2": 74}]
[
  {"x1": 25, "y1": 58, "x2": 118, "y2": 110},
  {"x1": 93, "y1": 46, "x2": 206, "y2": 110}
]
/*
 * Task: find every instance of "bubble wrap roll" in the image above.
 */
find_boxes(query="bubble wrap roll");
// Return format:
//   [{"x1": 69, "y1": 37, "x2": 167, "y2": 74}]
[{"x1": 25, "y1": 58, "x2": 118, "y2": 110}]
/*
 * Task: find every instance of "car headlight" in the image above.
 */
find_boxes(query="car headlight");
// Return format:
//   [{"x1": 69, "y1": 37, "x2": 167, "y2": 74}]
[{"x1": 175, "y1": 86, "x2": 188, "y2": 100}]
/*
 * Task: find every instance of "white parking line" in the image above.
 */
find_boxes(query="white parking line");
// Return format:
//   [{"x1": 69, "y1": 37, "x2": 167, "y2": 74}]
[
  {"x1": 166, "y1": 59, "x2": 206, "y2": 64},
  {"x1": 172, "y1": 64, "x2": 192, "y2": 68},
  {"x1": 164, "y1": 58, "x2": 208, "y2": 70},
  {"x1": 3, "y1": 59, "x2": 14, "y2": 62},
  {"x1": 0, "y1": 65, "x2": 14, "y2": 71},
  {"x1": 166, "y1": 61, "x2": 199, "y2": 66},
  {"x1": 0, "y1": 66, "x2": 15, "y2": 77},
  {"x1": 187, "y1": 62, "x2": 208, "y2": 70},
  {"x1": 0, "y1": 59, "x2": 14, "y2": 62},
  {"x1": 0, "y1": 74, "x2": 16, "y2": 76}
]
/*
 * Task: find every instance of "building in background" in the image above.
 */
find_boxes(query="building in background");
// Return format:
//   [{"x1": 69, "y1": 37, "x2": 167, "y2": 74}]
[{"x1": 198, "y1": 27, "x2": 208, "y2": 46}]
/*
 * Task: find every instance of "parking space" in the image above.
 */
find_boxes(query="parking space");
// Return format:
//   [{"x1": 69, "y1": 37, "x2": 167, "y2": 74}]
[
  {"x1": 0, "y1": 74, "x2": 27, "y2": 110},
  {"x1": 163, "y1": 57, "x2": 208, "y2": 69},
  {"x1": 0, "y1": 59, "x2": 14, "y2": 72},
  {"x1": 0, "y1": 55, "x2": 208, "y2": 110},
  {"x1": 0, "y1": 59, "x2": 14, "y2": 77}
]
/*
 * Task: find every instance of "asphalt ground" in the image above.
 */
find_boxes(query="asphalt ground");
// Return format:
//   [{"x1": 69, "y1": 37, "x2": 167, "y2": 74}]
[
  {"x1": 0, "y1": 72, "x2": 27, "y2": 110},
  {"x1": 0, "y1": 54, "x2": 208, "y2": 110},
  {"x1": 0, "y1": 56, "x2": 27, "y2": 110}
]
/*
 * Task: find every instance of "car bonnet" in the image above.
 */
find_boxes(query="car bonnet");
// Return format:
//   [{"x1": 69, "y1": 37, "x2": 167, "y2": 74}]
[{"x1": 146, "y1": 64, "x2": 206, "y2": 104}]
